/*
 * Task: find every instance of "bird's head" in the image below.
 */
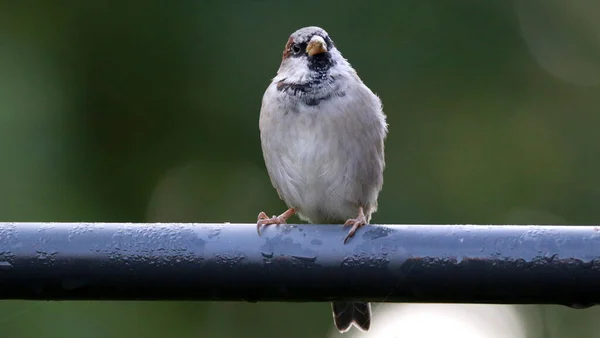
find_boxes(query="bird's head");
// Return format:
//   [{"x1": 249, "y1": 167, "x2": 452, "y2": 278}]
[{"x1": 276, "y1": 26, "x2": 349, "y2": 84}]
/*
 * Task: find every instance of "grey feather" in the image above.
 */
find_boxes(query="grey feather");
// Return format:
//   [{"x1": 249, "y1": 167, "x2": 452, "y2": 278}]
[{"x1": 332, "y1": 301, "x2": 372, "y2": 332}]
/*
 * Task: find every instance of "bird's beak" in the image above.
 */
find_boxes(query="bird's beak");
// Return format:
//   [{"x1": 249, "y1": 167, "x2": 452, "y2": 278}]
[{"x1": 306, "y1": 36, "x2": 328, "y2": 56}]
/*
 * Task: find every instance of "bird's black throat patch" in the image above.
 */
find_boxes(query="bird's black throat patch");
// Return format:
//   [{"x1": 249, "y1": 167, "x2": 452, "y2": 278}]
[
  {"x1": 276, "y1": 72, "x2": 345, "y2": 108},
  {"x1": 307, "y1": 52, "x2": 334, "y2": 73},
  {"x1": 276, "y1": 54, "x2": 345, "y2": 108}
]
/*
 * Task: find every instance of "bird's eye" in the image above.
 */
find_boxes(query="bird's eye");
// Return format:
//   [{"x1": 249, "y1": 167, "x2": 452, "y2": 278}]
[{"x1": 291, "y1": 43, "x2": 301, "y2": 54}]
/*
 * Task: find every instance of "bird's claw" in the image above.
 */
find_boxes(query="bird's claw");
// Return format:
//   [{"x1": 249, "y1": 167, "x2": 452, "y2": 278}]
[
  {"x1": 256, "y1": 211, "x2": 287, "y2": 235},
  {"x1": 343, "y1": 214, "x2": 367, "y2": 244}
]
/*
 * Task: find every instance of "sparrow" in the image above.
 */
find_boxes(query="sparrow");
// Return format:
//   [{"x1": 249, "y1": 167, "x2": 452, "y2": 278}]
[{"x1": 256, "y1": 26, "x2": 388, "y2": 333}]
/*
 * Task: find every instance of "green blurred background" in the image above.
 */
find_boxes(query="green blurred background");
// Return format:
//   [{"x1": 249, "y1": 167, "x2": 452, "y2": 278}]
[{"x1": 1, "y1": 0, "x2": 600, "y2": 337}]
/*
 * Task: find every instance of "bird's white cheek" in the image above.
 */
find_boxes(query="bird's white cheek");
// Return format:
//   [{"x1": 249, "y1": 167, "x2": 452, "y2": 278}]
[{"x1": 276, "y1": 58, "x2": 312, "y2": 83}]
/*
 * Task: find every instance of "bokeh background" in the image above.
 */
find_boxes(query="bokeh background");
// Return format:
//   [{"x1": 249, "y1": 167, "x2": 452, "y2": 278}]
[{"x1": 1, "y1": 0, "x2": 600, "y2": 337}]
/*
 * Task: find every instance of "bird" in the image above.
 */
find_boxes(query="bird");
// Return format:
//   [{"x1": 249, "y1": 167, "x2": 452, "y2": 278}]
[{"x1": 256, "y1": 26, "x2": 388, "y2": 333}]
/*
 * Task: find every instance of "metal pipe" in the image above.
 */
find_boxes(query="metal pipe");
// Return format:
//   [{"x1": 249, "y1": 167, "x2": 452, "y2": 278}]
[{"x1": 0, "y1": 222, "x2": 598, "y2": 307}]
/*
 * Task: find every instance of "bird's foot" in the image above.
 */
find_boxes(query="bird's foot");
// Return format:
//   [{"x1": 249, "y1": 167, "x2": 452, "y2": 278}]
[
  {"x1": 343, "y1": 207, "x2": 367, "y2": 244},
  {"x1": 256, "y1": 208, "x2": 295, "y2": 235}
]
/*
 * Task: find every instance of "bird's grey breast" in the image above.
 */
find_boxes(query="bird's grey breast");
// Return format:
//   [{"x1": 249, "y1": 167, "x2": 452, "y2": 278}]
[{"x1": 260, "y1": 79, "x2": 386, "y2": 223}]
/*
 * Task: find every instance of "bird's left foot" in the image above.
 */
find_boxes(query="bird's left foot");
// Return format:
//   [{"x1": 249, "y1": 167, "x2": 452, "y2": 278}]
[{"x1": 343, "y1": 207, "x2": 367, "y2": 244}]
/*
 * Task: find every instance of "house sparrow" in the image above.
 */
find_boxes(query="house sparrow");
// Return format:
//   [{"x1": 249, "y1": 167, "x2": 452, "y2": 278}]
[{"x1": 256, "y1": 26, "x2": 387, "y2": 333}]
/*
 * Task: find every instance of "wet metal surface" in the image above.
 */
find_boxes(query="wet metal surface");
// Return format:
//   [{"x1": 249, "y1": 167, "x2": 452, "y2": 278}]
[{"x1": 0, "y1": 222, "x2": 599, "y2": 305}]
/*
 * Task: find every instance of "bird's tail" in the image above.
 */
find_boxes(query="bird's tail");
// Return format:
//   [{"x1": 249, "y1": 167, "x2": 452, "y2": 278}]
[{"x1": 331, "y1": 301, "x2": 371, "y2": 333}]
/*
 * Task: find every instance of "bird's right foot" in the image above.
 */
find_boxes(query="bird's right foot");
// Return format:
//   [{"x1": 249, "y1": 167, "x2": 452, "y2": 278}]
[
  {"x1": 256, "y1": 208, "x2": 295, "y2": 235},
  {"x1": 343, "y1": 207, "x2": 367, "y2": 244}
]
